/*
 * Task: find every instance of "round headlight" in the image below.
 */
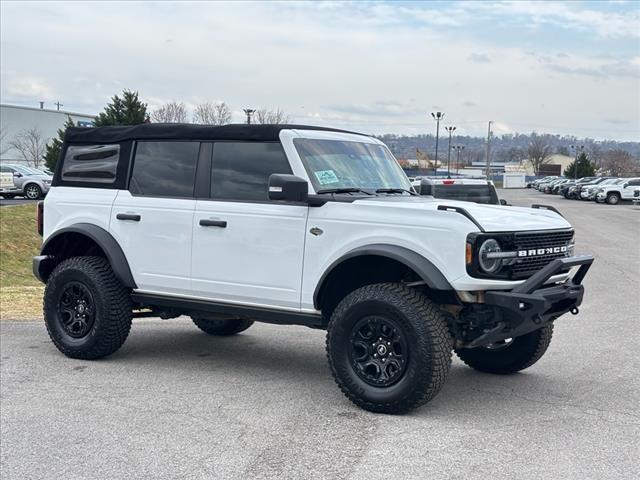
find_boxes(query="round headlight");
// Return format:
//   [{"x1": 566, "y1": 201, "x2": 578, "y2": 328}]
[{"x1": 478, "y1": 239, "x2": 502, "y2": 273}]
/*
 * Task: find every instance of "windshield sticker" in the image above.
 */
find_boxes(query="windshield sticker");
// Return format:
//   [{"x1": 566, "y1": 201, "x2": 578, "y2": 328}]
[{"x1": 314, "y1": 170, "x2": 339, "y2": 185}]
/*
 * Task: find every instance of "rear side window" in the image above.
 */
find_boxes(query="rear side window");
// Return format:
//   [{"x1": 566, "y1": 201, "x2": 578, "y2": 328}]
[
  {"x1": 61, "y1": 144, "x2": 120, "y2": 183},
  {"x1": 211, "y1": 142, "x2": 292, "y2": 201},
  {"x1": 130, "y1": 141, "x2": 200, "y2": 197}
]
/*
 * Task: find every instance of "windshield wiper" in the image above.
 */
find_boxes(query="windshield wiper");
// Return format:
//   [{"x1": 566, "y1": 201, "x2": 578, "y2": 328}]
[
  {"x1": 316, "y1": 187, "x2": 375, "y2": 195},
  {"x1": 375, "y1": 188, "x2": 419, "y2": 196}
]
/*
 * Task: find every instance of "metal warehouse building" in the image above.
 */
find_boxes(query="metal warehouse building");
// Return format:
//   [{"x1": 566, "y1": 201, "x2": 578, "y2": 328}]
[{"x1": 0, "y1": 103, "x2": 96, "y2": 165}]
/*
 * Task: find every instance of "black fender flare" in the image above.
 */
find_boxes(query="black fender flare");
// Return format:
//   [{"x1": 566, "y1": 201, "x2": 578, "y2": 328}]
[
  {"x1": 313, "y1": 244, "x2": 453, "y2": 310},
  {"x1": 40, "y1": 223, "x2": 137, "y2": 288}
]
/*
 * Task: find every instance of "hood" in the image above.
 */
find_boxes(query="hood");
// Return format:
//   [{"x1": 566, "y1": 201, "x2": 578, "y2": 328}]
[{"x1": 353, "y1": 196, "x2": 571, "y2": 232}]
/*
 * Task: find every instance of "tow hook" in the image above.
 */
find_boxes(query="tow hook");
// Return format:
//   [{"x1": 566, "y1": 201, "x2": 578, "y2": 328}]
[{"x1": 570, "y1": 307, "x2": 579, "y2": 315}]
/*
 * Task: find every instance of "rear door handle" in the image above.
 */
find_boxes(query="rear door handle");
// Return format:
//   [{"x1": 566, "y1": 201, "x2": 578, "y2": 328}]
[
  {"x1": 199, "y1": 219, "x2": 227, "y2": 228},
  {"x1": 116, "y1": 213, "x2": 141, "y2": 222}
]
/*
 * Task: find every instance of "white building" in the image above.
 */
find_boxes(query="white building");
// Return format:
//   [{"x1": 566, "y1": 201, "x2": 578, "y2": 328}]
[{"x1": 0, "y1": 103, "x2": 96, "y2": 166}]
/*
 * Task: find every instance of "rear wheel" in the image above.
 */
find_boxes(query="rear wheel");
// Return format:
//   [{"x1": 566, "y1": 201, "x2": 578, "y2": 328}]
[
  {"x1": 606, "y1": 192, "x2": 620, "y2": 205},
  {"x1": 191, "y1": 317, "x2": 254, "y2": 336},
  {"x1": 326, "y1": 283, "x2": 452, "y2": 414},
  {"x1": 24, "y1": 183, "x2": 42, "y2": 200},
  {"x1": 455, "y1": 325, "x2": 553, "y2": 374},
  {"x1": 44, "y1": 256, "x2": 132, "y2": 359}
]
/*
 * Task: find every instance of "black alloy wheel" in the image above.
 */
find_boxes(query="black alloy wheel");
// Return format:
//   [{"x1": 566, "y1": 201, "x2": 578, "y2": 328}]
[
  {"x1": 57, "y1": 281, "x2": 96, "y2": 338},
  {"x1": 349, "y1": 316, "x2": 408, "y2": 387}
]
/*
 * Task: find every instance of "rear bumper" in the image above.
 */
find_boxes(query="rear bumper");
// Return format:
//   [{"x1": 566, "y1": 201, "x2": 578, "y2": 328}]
[
  {"x1": 468, "y1": 255, "x2": 594, "y2": 347},
  {"x1": 33, "y1": 255, "x2": 55, "y2": 283}
]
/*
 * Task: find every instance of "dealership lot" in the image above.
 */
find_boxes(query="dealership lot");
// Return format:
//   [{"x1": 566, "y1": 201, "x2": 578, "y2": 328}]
[{"x1": 1, "y1": 189, "x2": 638, "y2": 480}]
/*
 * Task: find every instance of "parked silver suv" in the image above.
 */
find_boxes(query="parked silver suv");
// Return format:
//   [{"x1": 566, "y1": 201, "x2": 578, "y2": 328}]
[{"x1": 0, "y1": 164, "x2": 52, "y2": 199}]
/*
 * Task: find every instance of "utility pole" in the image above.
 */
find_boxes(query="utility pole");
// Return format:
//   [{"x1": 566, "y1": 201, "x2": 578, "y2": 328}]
[
  {"x1": 444, "y1": 126, "x2": 456, "y2": 178},
  {"x1": 570, "y1": 144, "x2": 584, "y2": 180},
  {"x1": 243, "y1": 108, "x2": 255, "y2": 125},
  {"x1": 453, "y1": 145, "x2": 465, "y2": 175},
  {"x1": 54, "y1": 101, "x2": 63, "y2": 111},
  {"x1": 485, "y1": 120, "x2": 493, "y2": 179},
  {"x1": 431, "y1": 112, "x2": 444, "y2": 177}
]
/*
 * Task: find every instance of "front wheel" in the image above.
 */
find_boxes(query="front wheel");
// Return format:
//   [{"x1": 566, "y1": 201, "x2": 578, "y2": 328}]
[
  {"x1": 326, "y1": 284, "x2": 452, "y2": 414},
  {"x1": 455, "y1": 325, "x2": 553, "y2": 374},
  {"x1": 606, "y1": 193, "x2": 620, "y2": 205}
]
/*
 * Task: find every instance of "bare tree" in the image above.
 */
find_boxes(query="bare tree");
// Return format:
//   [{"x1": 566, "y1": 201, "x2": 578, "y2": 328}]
[
  {"x1": 8, "y1": 127, "x2": 47, "y2": 167},
  {"x1": 0, "y1": 127, "x2": 10, "y2": 157},
  {"x1": 601, "y1": 149, "x2": 637, "y2": 176},
  {"x1": 151, "y1": 101, "x2": 188, "y2": 123},
  {"x1": 192, "y1": 102, "x2": 232, "y2": 125},
  {"x1": 527, "y1": 132, "x2": 553, "y2": 175},
  {"x1": 254, "y1": 108, "x2": 290, "y2": 125}
]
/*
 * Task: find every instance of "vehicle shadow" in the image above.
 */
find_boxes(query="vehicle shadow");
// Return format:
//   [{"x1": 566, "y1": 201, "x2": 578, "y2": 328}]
[{"x1": 103, "y1": 319, "x2": 562, "y2": 417}]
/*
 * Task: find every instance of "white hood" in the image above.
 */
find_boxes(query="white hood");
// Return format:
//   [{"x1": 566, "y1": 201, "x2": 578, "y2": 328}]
[{"x1": 353, "y1": 196, "x2": 572, "y2": 232}]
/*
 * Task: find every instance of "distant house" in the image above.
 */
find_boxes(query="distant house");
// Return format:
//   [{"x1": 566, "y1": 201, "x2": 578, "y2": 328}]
[
  {"x1": 0, "y1": 103, "x2": 96, "y2": 165},
  {"x1": 519, "y1": 154, "x2": 574, "y2": 176}
]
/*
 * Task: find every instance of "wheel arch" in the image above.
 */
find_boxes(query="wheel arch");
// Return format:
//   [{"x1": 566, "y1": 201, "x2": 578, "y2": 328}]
[
  {"x1": 39, "y1": 223, "x2": 136, "y2": 288},
  {"x1": 313, "y1": 244, "x2": 455, "y2": 315}
]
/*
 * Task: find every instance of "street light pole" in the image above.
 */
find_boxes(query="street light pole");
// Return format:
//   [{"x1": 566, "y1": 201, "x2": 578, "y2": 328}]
[
  {"x1": 453, "y1": 145, "x2": 465, "y2": 175},
  {"x1": 431, "y1": 112, "x2": 444, "y2": 177},
  {"x1": 445, "y1": 126, "x2": 456, "y2": 178},
  {"x1": 243, "y1": 108, "x2": 255, "y2": 125}
]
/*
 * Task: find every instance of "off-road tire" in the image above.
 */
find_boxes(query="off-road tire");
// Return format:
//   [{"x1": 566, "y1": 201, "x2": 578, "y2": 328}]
[
  {"x1": 455, "y1": 325, "x2": 554, "y2": 374},
  {"x1": 191, "y1": 317, "x2": 254, "y2": 336},
  {"x1": 24, "y1": 183, "x2": 42, "y2": 200},
  {"x1": 326, "y1": 283, "x2": 453, "y2": 414},
  {"x1": 606, "y1": 192, "x2": 620, "y2": 205},
  {"x1": 44, "y1": 256, "x2": 132, "y2": 359}
]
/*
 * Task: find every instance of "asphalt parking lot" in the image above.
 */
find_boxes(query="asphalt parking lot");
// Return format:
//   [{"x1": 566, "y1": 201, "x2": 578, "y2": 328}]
[
  {"x1": 0, "y1": 197, "x2": 38, "y2": 207},
  {"x1": 1, "y1": 189, "x2": 638, "y2": 480}
]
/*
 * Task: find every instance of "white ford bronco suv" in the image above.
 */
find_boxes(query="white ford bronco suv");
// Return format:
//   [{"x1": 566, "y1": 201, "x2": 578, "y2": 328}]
[{"x1": 34, "y1": 124, "x2": 593, "y2": 414}]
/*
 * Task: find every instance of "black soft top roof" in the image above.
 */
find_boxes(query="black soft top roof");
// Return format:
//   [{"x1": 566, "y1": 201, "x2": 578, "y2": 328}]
[{"x1": 64, "y1": 123, "x2": 366, "y2": 144}]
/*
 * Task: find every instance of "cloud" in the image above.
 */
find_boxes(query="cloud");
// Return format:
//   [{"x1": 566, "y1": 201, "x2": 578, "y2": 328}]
[
  {"x1": 0, "y1": 1, "x2": 638, "y2": 140},
  {"x1": 468, "y1": 53, "x2": 491, "y2": 63}
]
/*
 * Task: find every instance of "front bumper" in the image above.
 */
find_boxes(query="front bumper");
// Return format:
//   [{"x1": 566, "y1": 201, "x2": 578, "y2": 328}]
[{"x1": 467, "y1": 255, "x2": 594, "y2": 347}]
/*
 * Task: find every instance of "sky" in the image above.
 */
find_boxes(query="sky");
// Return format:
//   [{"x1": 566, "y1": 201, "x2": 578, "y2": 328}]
[{"x1": 1, "y1": 1, "x2": 639, "y2": 141}]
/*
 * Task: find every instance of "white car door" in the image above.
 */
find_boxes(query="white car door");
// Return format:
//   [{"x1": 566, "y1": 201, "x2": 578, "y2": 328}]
[
  {"x1": 191, "y1": 141, "x2": 307, "y2": 310},
  {"x1": 622, "y1": 178, "x2": 640, "y2": 200},
  {"x1": 110, "y1": 141, "x2": 202, "y2": 296}
]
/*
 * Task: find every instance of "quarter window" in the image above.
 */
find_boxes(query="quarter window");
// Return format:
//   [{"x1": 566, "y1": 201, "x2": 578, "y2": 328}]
[
  {"x1": 210, "y1": 142, "x2": 292, "y2": 201},
  {"x1": 130, "y1": 141, "x2": 200, "y2": 197},
  {"x1": 61, "y1": 144, "x2": 120, "y2": 183}
]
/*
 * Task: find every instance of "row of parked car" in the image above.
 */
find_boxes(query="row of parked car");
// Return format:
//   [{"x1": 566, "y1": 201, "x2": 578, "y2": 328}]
[
  {"x1": 528, "y1": 175, "x2": 640, "y2": 205},
  {"x1": 0, "y1": 163, "x2": 53, "y2": 199}
]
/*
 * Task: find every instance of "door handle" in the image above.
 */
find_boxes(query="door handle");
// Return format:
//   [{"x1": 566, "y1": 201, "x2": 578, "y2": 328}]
[
  {"x1": 199, "y1": 219, "x2": 227, "y2": 228},
  {"x1": 116, "y1": 213, "x2": 141, "y2": 222}
]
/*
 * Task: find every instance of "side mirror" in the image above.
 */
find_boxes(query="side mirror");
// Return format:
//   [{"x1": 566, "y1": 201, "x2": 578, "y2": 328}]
[
  {"x1": 499, "y1": 199, "x2": 509, "y2": 206},
  {"x1": 13, "y1": 172, "x2": 22, "y2": 178},
  {"x1": 419, "y1": 179, "x2": 434, "y2": 196},
  {"x1": 268, "y1": 174, "x2": 308, "y2": 202}
]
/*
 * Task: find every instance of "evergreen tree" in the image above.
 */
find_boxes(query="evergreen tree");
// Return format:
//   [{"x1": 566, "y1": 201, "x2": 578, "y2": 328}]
[
  {"x1": 564, "y1": 152, "x2": 595, "y2": 178},
  {"x1": 93, "y1": 89, "x2": 148, "y2": 126},
  {"x1": 44, "y1": 116, "x2": 76, "y2": 172}
]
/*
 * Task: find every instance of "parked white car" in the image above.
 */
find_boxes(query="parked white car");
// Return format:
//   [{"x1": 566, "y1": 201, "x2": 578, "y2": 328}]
[
  {"x1": 33, "y1": 123, "x2": 593, "y2": 414},
  {"x1": 595, "y1": 177, "x2": 640, "y2": 204},
  {"x1": 581, "y1": 178, "x2": 622, "y2": 200}
]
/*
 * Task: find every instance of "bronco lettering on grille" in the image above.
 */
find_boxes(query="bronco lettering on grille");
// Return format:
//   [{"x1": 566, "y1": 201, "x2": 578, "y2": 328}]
[{"x1": 517, "y1": 246, "x2": 568, "y2": 257}]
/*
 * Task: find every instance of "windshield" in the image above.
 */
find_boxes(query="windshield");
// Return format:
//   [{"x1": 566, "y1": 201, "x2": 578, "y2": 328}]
[{"x1": 294, "y1": 139, "x2": 412, "y2": 193}]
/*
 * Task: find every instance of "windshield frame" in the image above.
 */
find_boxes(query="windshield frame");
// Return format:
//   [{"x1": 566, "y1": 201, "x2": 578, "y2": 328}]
[{"x1": 293, "y1": 138, "x2": 412, "y2": 194}]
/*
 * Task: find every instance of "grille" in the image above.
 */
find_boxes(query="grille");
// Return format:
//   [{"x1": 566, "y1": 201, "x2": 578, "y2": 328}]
[{"x1": 511, "y1": 230, "x2": 574, "y2": 278}]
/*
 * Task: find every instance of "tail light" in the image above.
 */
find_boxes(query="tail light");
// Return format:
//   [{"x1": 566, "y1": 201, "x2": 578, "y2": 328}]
[
  {"x1": 442, "y1": 179, "x2": 455, "y2": 185},
  {"x1": 37, "y1": 201, "x2": 44, "y2": 236}
]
